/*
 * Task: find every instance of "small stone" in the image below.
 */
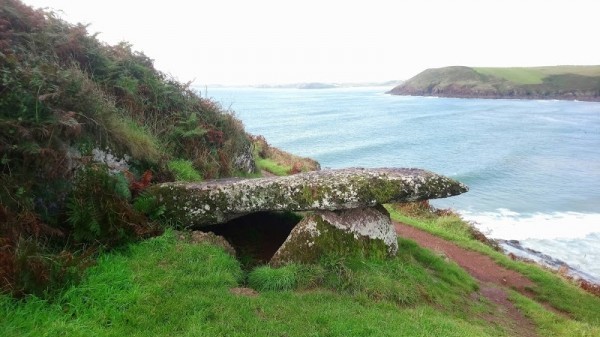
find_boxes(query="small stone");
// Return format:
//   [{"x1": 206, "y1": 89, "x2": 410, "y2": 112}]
[{"x1": 188, "y1": 231, "x2": 236, "y2": 256}]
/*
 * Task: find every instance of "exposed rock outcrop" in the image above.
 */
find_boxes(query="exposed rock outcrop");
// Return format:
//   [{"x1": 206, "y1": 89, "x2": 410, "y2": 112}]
[
  {"x1": 232, "y1": 141, "x2": 257, "y2": 174},
  {"x1": 146, "y1": 168, "x2": 468, "y2": 228},
  {"x1": 270, "y1": 206, "x2": 397, "y2": 266}
]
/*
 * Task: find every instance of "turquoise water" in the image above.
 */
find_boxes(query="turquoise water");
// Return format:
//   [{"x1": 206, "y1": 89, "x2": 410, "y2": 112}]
[{"x1": 206, "y1": 87, "x2": 600, "y2": 281}]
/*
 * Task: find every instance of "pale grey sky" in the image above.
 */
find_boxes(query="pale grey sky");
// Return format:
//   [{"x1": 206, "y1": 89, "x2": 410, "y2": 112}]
[{"x1": 22, "y1": 0, "x2": 600, "y2": 86}]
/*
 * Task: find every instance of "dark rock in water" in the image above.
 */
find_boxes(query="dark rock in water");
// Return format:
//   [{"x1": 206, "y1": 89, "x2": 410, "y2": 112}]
[
  {"x1": 270, "y1": 206, "x2": 397, "y2": 266},
  {"x1": 146, "y1": 167, "x2": 468, "y2": 228}
]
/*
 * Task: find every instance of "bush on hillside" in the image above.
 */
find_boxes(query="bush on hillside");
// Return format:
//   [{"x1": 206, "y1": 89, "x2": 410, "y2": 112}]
[{"x1": 0, "y1": 0, "x2": 254, "y2": 297}]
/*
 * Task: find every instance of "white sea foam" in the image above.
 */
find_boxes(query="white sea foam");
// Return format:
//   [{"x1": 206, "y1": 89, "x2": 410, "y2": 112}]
[
  {"x1": 460, "y1": 209, "x2": 600, "y2": 282},
  {"x1": 521, "y1": 233, "x2": 600, "y2": 283},
  {"x1": 460, "y1": 209, "x2": 600, "y2": 240}
]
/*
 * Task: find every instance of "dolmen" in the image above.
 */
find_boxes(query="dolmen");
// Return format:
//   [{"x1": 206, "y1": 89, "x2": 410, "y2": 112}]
[{"x1": 146, "y1": 168, "x2": 467, "y2": 265}]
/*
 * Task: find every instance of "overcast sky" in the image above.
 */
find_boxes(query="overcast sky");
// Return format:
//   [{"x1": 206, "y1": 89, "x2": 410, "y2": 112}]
[{"x1": 22, "y1": 0, "x2": 600, "y2": 86}]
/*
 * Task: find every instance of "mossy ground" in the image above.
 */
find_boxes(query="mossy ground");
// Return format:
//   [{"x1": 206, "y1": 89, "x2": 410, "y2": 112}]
[{"x1": 1, "y1": 229, "x2": 506, "y2": 337}]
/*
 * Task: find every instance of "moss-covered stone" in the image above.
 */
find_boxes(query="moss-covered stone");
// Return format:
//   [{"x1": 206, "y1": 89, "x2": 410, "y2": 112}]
[
  {"x1": 145, "y1": 167, "x2": 468, "y2": 228},
  {"x1": 269, "y1": 206, "x2": 397, "y2": 266}
]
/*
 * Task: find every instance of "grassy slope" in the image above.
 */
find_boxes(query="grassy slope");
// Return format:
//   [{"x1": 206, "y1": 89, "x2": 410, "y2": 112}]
[
  {"x1": 474, "y1": 65, "x2": 600, "y2": 85},
  {"x1": 0, "y1": 0, "x2": 254, "y2": 296},
  {"x1": 474, "y1": 67, "x2": 547, "y2": 84},
  {"x1": 1, "y1": 230, "x2": 506, "y2": 337},
  {"x1": 389, "y1": 65, "x2": 600, "y2": 100},
  {"x1": 3, "y1": 210, "x2": 599, "y2": 336},
  {"x1": 386, "y1": 204, "x2": 600, "y2": 336},
  {"x1": 2, "y1": 1, "x2": 598, "y2": 335},
  {"x1": 252, "y1": 135, "x2": 320, "y2": 176}
]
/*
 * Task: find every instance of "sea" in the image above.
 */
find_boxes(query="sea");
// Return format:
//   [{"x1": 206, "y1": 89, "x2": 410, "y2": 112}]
[{"x1": 203, "y1": 86, "x2": 600, "y2": 283}]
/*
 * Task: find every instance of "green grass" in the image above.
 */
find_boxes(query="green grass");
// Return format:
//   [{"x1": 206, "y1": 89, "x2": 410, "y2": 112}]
[
  {"x1": 393, "y1": 65, "x2": 600, "y2": 100},
  {"x1": 1, "y1": 229, "x2": 508, "y2": 337},
  {"x1": 256, "y1": 157, "x2": 291, "y2": 176},
  {"x1": 4, "y1": 205, "x2": 598, "y2": 336},
  {"x1": 459, "y1": 66, "x2": 600, "y2": 85},
  {"x1": 474, "y1": 67, "x2": 546, "y2": 84},
  {"x1": 167, "y1": 159, "x2": 203, "y2": 182},
  {"x1": 103, "y1": 114, "x2": 164, "y2": 164},
  {"x1": 511, "y1": 292, "x2": 600, "y2": 337},
  {"x1": 247, "y1": 264, "x2": 300, "y2": 291},
  {"x1": 536, "y1": 65, "x2": 600, "y2": 77},
  {"x1": 474, "y1": 65, "x2": 600, "y2": 85},
  {"x1": 386, "y1": 204, "x2": 600, "y2": 327}
]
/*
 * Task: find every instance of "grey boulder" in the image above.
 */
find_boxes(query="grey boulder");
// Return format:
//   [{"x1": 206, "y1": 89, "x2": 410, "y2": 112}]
[
  {"x1": 146, "y1": 167, "x2": 468, "y2": 228},
  {"x1": 270, "y1": 206, "x2": 397, "y2": 266}
]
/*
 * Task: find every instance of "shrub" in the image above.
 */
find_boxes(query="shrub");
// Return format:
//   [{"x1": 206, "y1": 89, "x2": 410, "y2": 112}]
[
  {"x1": 0, "y1": 0, "x2": 253, "y2": 297},
  {"x1": 66, "y1": 165, "x2": 158, "y2": 244},
  {"x1": 133, "y1": 192, "x2": 166, "y2": 221},
  {"x1": 167, "y1": 159, "x2": 203, "y2": 182},
  {"x1": 0, "y1": 205, "x2": 95, "y2": 298},
  {"x1": 9, "y1": 237, "x2": 94, "y2": 298}
]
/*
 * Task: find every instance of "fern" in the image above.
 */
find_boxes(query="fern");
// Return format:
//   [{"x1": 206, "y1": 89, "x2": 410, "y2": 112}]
[
  {"x1": 113, "y1": 172, "x2": 132, "y2": 201},
  {"x1": 66, "y1": 196, "x2": 100, "y2": 241},
  {"x1": 66, "y1": 165, "x2": 149, "y2": 244},
  {"x1": 133, "y1": 192, "x2": 165, "y2": 220},
  {"x1": 172, "y1": 113, "x2": 208, "y2": 139}
]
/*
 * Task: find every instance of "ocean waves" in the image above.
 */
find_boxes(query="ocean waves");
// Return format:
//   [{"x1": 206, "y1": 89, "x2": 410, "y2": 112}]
[
  {"x1": 460, "y1": 209, "x2": 600, "y2": 240},
  {"x1": 208, "y1": 86, "x2": 600, "y2": 282},
  {"x1": 462, "y1": 209, "x2": 600, "y2": 282}
]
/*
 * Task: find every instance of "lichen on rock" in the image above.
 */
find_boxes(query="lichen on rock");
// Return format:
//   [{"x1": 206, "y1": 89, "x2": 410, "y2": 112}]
[
  {"x1": 146, "y1": 167, "x2": 468, "y2": 228},
  {"x1": 270, "y1": 206, "x2": 397, "y2": 266}
]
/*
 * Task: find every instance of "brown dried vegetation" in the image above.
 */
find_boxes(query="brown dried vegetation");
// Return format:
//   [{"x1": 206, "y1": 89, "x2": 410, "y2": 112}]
[{"x1": 0, "y1": 0, "x2": 252, "y2": 297}]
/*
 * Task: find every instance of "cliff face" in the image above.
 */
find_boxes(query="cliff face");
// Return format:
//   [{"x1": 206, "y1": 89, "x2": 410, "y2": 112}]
[{"x1": 389, "y1": 66, "x2": 600, "y2": 101}]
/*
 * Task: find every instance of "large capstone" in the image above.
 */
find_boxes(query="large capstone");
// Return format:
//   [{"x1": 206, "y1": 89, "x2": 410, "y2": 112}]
[
  {"x1": 270, "y1": 206, "x2": 397, "y2": 266},
  {"x1": 146, "y1": 167, "x2": 468, "y2": 228}
]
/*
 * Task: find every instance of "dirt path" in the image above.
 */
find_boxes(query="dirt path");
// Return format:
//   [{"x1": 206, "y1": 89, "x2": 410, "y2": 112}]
[{"x1": 394, "y1": 222, "x2": 539, "y2": 337}]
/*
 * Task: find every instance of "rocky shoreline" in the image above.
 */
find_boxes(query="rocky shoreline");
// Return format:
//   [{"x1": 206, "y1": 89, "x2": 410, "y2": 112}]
[
  {"x1": 386, "y1": 90, "x2": 600, "y2": 102},
  {"x1": 499, "y1": 239, "x2": 600, "y2": 285}
]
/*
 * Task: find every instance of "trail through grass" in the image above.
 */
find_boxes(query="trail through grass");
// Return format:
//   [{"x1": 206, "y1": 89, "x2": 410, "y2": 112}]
[{"x1": 386, "y1": 204, "x2": 600, "y2": 331}]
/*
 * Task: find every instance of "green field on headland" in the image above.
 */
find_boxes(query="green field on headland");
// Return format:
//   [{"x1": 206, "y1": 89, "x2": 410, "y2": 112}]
[{"x1": 389, "y1": 65, "x2": 600, "y2": 101}]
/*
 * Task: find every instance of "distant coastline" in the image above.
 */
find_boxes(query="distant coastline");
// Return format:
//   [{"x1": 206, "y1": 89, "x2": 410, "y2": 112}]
[
  {"x1": 388, "y1": 65, "x2": 600, "y2": 102},
  {"x1": 197, "y1": 80, "x2": 403, "y2": 90}
]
